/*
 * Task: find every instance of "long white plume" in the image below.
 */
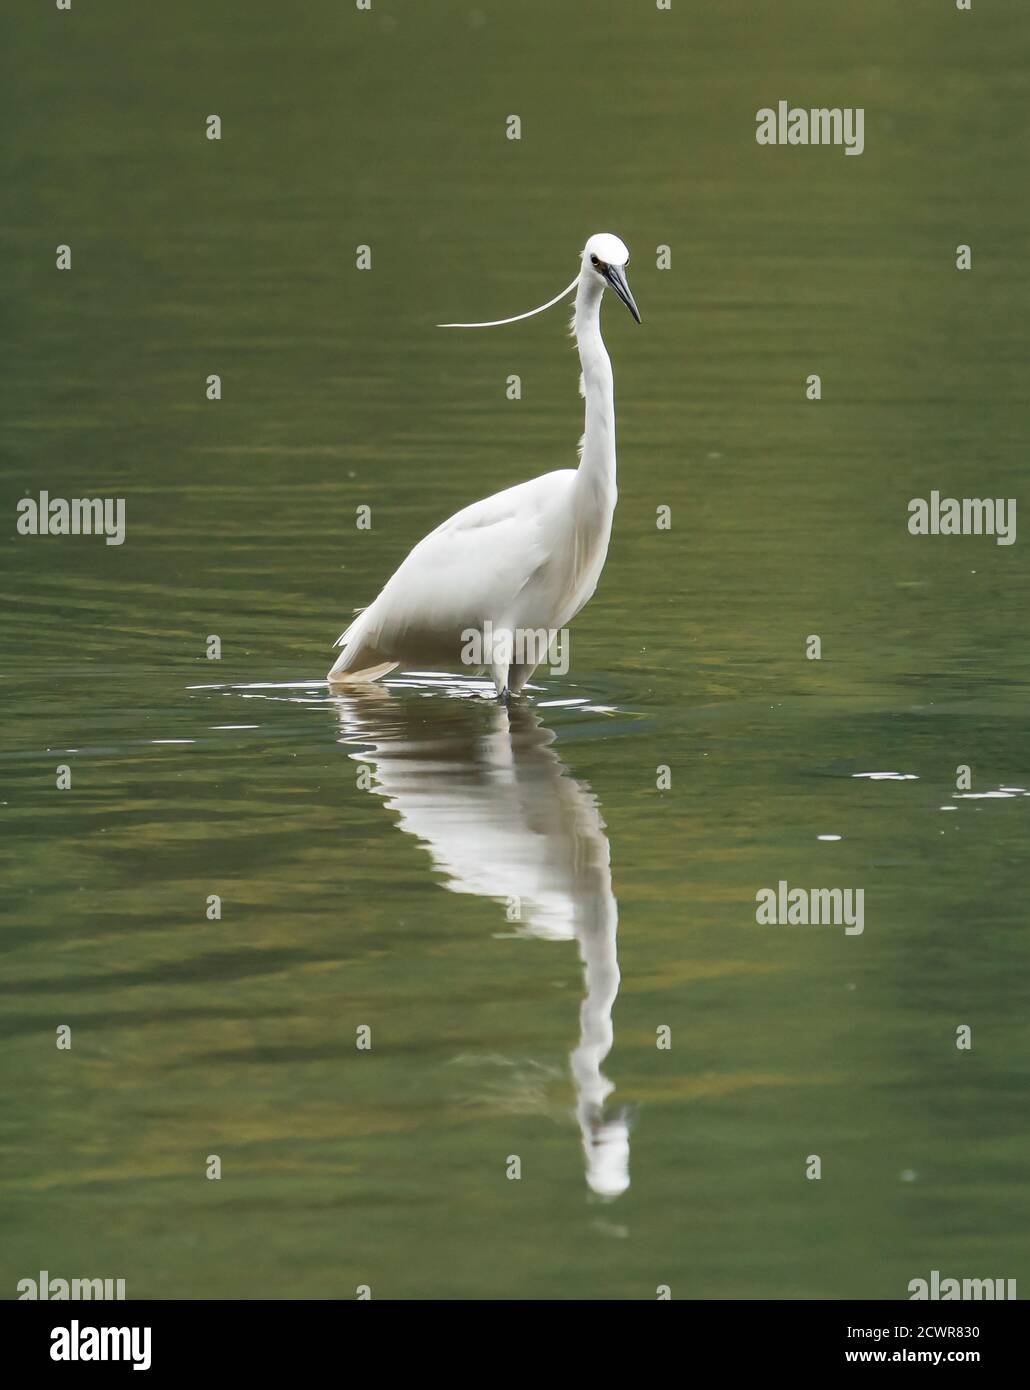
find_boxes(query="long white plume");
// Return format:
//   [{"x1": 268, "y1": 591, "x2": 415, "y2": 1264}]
[{"x1": 438, "y1": 273, "x2": 580, "y2": 329}]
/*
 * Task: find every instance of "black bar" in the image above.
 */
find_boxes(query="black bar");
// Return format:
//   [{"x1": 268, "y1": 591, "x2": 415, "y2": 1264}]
[{"x1": 2, "y1": 1299, "x2": 1022, "y2": 1375}]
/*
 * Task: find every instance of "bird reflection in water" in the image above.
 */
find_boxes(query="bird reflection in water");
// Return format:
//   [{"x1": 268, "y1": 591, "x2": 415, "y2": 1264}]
[{"x1": 331, "y1": 684, "x2": 631, "y2": 1199}]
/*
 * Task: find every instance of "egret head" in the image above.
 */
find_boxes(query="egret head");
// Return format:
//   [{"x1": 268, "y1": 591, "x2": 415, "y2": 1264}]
[
  {"x1": 582, "y1": 233, "x2": 641, "y2": 323},
  {"x1": 437, "y1": 232, "x2": 641, "y2": 330}
]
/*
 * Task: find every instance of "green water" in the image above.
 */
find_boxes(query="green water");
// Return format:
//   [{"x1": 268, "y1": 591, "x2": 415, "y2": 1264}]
[{"x1": 2, "y1": 1, "x2": 1028, "y2": 1299}]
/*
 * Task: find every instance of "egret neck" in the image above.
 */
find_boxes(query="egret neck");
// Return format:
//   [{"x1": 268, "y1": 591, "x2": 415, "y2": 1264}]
[{"x1": 573, "y1": 271, "x2": 618, "y2": 512}]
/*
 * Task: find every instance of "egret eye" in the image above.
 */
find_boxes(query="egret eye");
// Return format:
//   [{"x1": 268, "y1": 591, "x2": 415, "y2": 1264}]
[{"x1": 590, "y1": 254, "x2": 602, "y2": 269}]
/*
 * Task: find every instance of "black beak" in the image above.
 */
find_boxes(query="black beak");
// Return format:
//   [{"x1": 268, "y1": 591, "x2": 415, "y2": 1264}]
[{"x1": 603, "y1": 263, "x2": 641, "y2": 323}]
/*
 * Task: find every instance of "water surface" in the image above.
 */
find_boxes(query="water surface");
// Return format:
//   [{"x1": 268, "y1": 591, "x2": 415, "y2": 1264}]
[{"x1": 2, "y1": 0, "x2": 1028, "y2": 1299}]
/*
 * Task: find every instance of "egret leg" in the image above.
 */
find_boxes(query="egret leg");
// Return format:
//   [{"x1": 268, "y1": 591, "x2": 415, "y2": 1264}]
[
  {"x1": 490, "y1": 659, "x2": 510, "y2": 703},
  {"x1": 508, "y1": 663, "x2": 538, "y2": 695}
]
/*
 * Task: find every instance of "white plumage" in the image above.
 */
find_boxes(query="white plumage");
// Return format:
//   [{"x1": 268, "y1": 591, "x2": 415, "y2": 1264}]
[{"x1": 327, "y1": 232, "x2": 640, "y2": 698}]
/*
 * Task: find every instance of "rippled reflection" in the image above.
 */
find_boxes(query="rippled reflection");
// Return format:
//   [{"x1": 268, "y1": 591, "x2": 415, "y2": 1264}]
[{"x1": 331, "y1": 685, "x2": 631, "y2": 1198}]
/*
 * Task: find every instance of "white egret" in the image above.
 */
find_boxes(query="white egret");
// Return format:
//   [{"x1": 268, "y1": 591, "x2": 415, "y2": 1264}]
[{"x1": 327, "y1": 232, "x2": 640, "y2": 699}]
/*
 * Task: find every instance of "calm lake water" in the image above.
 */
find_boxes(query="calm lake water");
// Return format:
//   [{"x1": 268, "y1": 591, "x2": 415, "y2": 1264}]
[{"x1": 2, "y1": 1, "x2": 1028, "y2": 1299}]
